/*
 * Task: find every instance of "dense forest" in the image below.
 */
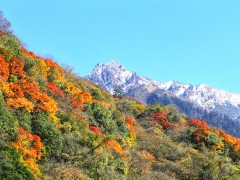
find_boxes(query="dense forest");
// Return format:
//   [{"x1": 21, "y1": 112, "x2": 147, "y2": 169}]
[
  {"x1": 146, "y1": 91, "x2": 240, "y2": 138},
  {"x1": 1, "y1": 12, "x2": 240, "y2": 179}
]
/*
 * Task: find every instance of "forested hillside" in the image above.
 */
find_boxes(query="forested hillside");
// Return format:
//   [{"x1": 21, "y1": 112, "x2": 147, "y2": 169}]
[{"x1": 1, "y1": 12, "x2": 240, "y2": 179}]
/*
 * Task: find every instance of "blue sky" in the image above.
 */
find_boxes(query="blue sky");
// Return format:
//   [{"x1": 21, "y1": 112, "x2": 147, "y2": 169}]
[{"x1": 1, "y1": 0, "x2": 240, "y2": 93}]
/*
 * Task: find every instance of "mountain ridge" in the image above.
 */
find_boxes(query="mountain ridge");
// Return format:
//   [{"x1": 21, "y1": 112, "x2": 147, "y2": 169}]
[
  {"x1": 87, "y1": 61, "x2": 240, "y2": 135},
  {"x1": 87, "y1": 61, "x2": 240, "y2": 120}
]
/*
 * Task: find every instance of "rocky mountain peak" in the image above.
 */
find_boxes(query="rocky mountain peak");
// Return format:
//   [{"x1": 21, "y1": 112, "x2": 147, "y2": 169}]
[{"x1": 87, "y1": 61, "x2": 240, "y2": 121}]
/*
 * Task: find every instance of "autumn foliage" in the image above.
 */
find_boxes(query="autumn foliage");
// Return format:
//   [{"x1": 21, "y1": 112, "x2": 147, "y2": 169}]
[
  {"x1": 45, "y1": 58, "x2": 65, "y2": 83},
  {"x1": 152, "y1": 112, "x2": 173, "y2": 129},
  {"x1": 125, "y1": 117, "x2": 135, "y2": 133},
  {"x1": 105, "y1": 140, "x2": 124, "y2": 153},
  {"x1": 12, "y1": 128, "x2": 44, "y2": 178},
  {"x1": 189, "y1": 119, "x2": 207, "y2": 131},
  {"x1": 89, "y1": 125, "x2": 103, "y2": 135},
  {"x1": 46, "y1": 82, "x2": 65, "y2": 97},
  {"x1": 2, "y1": 19, "x2": 240, "y2": 179},
  {"x1": 188, "y1": 118, "x2": 240, "y2": 157},
  {"x1": 188, "y1": 119, "x2": 217, "y2": 146},
  {"x1": 6, "y1": 97, "x2": 34, "y2": 112},
  {"x1": 0, "y1": 55, "x2": 9, "y2": 81},
  {"x1": 1, "y1": 44, "x2": 240, "y2": 179},
  {"x1": 9, "y1": 57, "x2": 26, "y2": 77},
  {"x1": 151, "y1": 112, "x2": 167, "y2": 120}
]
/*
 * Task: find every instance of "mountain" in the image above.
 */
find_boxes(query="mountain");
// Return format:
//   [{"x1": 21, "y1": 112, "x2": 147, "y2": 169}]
[
  {"x1": 87, "y1": 61, "x2": 240, "y2": 136},
  {"x1": 3, "y1": 12, "x2": 240, "y2": 179}
]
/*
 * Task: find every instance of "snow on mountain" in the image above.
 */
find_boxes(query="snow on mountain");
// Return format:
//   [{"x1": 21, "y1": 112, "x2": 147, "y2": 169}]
[
  {"x1": 87, "y1": 61, "x2": 160, "y2": 94},
  {"x1": 87, "y1": 61, "x2": 240, "y2": 121}
]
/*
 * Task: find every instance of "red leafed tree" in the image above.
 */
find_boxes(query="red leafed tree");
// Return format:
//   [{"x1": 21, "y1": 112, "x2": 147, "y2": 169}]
[
  {"x1": 151, "y1": 112, "x2": 167, "y2": 120},
  {"x1": 151, "y1": 112, "x2": 173, "y2": 129},
  {"x1": 89, "y1": 125, "x2": 103, "y2": 135},
  {"x1": 46, "y1": 82, "x2": 65, "y2": 97},
  {"x1": 125, "y1": 117, "x2": 135, "y2": 133},
  {"x1": 70, "y1": 98, "x2": 84, "y2": 110}
]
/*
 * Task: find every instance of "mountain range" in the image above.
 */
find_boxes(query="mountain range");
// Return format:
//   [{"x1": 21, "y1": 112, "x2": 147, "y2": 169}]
[{"x1": 87, "y1": 61, "x2": 240, "y2": 136}]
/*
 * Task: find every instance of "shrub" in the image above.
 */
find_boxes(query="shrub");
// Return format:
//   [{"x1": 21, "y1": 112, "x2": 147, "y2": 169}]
[
  {"x1": 32, "y1": 112, "x2": 63, "y2": 157},
  {"x1": 0, "y1": 146, "x2": 34, "y2": 179}
]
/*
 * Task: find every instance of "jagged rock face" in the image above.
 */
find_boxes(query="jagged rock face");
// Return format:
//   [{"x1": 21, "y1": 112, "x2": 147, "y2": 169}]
[{"x1": 87, "y1": 61, "x2": 240, "y2": 122}]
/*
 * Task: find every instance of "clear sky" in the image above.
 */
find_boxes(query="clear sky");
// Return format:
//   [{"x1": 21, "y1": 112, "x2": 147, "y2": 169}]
[{"x1": 1, "y1": 0, "x2": 240, "y2": 93}]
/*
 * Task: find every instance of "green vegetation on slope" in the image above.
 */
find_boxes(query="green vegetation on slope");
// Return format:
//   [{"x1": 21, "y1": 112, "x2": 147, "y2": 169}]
[{"x1": 1, "y1": 12, "x2": 240, "y2": 179}]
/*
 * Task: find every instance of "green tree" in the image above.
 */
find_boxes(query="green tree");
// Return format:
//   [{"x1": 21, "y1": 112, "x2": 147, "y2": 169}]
[
  {"x1": 32, "y1": 112, "x2": 63, "y2": 157},
  {"x1": 86, "y1": 102, "x2": 118, "y2": 134},
  {"x1": 0, "y1": 146, "x2": 34, "y2": 179},
  {"x1": 0, "y1": 91, "x2": 18, "y2": 146},
  {"x1": 90, "y1": 88, "x2": 104, "y2": 100}
]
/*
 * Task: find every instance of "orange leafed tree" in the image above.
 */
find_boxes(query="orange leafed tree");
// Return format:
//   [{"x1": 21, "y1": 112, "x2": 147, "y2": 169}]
[
  {"x1": 71, "y1": 98, "x2": 84, "y2": 110},
  {"x1": 70, "y1": 92, "x2": 92, "y2": 111},
  {"x1": 9, "y1": 57, "x2": 26, "y2": 77},
  {"x1": 0, "y1": 79, "x2": 14, "y2": 97},
  {"x1": 12, "y1": 128, "x2": 44, "y2": 178},
  {"x1": 64, "y1": 82, "x2": 93, "y2": 111},
  {"x1": 105, "y1": 140, "x2": 124, "y2": 154},
  {"x1": 92, "y1": 99, "x2": 110, "y2": 108},
  {"x1": 6, "y1": 97, "x2": 34, "y2": 112},
  {"x1": 37, "y1": 93, "x2": 58, "y2": 114},
  {"x1": 19, "y1": 77, "x2": 40, "y2": 100},
  {"x1": 45, "y1": 58, "x2": 58, "y2": 67},
  {"x1": 188, "y1": 119, "x2": 213, "y2": 147},
  {"x1": 0, "y1": 55, "x2": 9, "y2": 81},
  {"x1": 214, "y1": 129, "x2": 240, "y2": 157},
  {"x1": 80, "y1": 92, "x2": 92, "y2": 103},
  {"x1": 9, "y1": 83, "x2": 24, "y2": 97}
]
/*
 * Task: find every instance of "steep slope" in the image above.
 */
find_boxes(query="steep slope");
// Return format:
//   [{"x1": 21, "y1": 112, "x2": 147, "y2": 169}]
[
  {"x1": 2, "y1": 13, "x2": 240, "y2": 179},
  {"x1": 87, "y1": 61, "x2": 240, "y2": 136}
]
